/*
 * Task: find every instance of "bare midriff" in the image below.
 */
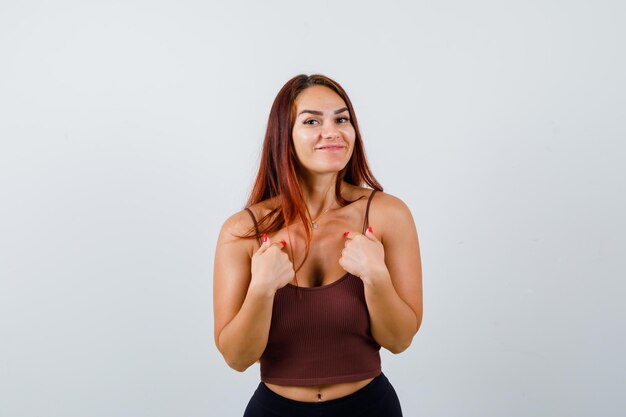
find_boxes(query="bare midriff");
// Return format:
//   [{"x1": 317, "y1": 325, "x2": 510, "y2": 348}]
[{"x1": 264, "y1": 377, "x2": 375, "y2": 402}]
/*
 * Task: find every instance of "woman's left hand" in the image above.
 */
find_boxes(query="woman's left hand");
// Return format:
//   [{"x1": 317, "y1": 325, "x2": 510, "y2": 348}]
[{"x1": 339, "y1": 226, "x2": 389, "y2": 286}]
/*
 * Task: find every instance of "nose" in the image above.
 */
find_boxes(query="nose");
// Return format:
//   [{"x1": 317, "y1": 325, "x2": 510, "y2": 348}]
[{"x1": 321, "y1": 123, "x2": 340, "y2": 140}]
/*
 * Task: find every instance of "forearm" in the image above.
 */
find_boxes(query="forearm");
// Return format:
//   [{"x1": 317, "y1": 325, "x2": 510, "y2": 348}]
[
  {"x1": 363, "y1": 270, "x2": 419, "y2": 353},
  {"x1": 217, "y1": 286, "x2": 274, "y2": 371}
]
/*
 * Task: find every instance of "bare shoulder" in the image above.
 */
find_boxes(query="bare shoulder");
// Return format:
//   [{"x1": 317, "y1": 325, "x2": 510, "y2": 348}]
[
  {"x1": 369, "y1": 190, "x2": 416, "y2": 235},
  {"x1": 347, "y1": 184, "x2": 409, "y2": 209},
  {"x1": 370, "y1": 190, "x2": 411, "y2": 210},
  {"x1": 217, "y1": 210, "x2": 254, "y2": 255},
  {"x1": 369, "y1": 191, "x2": 417, "y2": 244},
  {"x1": 217, "y1": 198, "x2": 278, "y2": 249},
  {"x1": 219, "y1": 209, "x2": 252, "y2": 238}
]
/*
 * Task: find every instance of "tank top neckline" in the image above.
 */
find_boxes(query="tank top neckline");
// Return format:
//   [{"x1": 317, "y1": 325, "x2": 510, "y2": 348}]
[{"x1": 284, "y1": 271, "x2": 353, "y2": 291}]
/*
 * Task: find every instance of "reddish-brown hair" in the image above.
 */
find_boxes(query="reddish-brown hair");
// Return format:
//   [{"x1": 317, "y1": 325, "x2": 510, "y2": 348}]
[{"x1": 243, "y1": 74, "x2": 383, "y2": 273}]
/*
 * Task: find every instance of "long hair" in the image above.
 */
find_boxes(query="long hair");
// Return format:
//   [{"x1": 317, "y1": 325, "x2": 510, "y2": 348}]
[{"x1": 242, "y1": 74, "x2": 383, "y2": 274}]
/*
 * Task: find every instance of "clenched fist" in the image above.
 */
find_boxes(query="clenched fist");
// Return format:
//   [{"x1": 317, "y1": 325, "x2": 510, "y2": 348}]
[{"x1": 249, "y1": 234, "x2": 295, "y2": 297}]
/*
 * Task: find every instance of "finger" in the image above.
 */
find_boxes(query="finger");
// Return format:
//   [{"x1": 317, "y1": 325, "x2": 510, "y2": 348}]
[
  {"x1": 271, "y1": 240, "x2": 287, "y2": 250},
  {"x1": 343, "y1": 230, "x2": 355, "y2": 240},
  {"x1": 365, "y1": 225, "x2": 378, "y2": 241},
  {"x1": 257, "y1": 233, "x2": 272, "y2": 254},
  {"x1": 264, "y1": 240, "x2": 287, "y2": 253}
]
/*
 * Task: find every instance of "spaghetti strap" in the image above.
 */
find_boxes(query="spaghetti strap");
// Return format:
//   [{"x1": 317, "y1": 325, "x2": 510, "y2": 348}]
[
  {"x1": 361, "y1": 189, "x2": 378, "y2": 234},
  {"x1": 244, "y1": 207, "x2": 262, "y2": 248}
]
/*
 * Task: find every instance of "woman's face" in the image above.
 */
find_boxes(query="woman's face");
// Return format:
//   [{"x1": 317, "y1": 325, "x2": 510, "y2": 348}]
[{"x1": 291, "y1": 85, "x2": 356, "y2": 176}]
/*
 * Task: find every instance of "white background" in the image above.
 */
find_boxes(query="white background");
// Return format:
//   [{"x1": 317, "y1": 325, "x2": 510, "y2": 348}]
[{"x1": 1, "y1": 1, "x2": 624, "y2": 416}]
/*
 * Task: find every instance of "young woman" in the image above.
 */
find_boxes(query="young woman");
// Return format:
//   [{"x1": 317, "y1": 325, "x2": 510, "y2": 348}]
[{"x1": 213, "y1": 74, "x2": 422, "y2": 416}]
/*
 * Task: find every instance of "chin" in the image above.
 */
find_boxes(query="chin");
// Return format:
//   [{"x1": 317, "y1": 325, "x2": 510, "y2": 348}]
[{"x1": 313, "y1": 164, "x2": 348, "y2": 175}]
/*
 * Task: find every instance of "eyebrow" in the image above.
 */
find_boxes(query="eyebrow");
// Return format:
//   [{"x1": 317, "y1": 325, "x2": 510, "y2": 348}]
[{"x1": 298, "y1": 107, "x2": 349, "y2": 116}]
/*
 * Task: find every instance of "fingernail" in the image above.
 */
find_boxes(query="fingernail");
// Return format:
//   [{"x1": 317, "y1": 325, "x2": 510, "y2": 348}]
[
  {"x1": 343, "y1": 231, "x2": 349, "y2": 237},
  {"x1": 280, "y1": 240, "x2": 286, "y2": 247},
  {"x1": 262, "y1": 233, "x2": 268, "y2": 242},
  {"x1": 368, "y1": 226, "x2": 373, "y2": 233}
]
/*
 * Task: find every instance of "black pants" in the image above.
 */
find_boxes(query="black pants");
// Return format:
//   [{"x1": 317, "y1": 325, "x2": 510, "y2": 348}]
[{"x1": 243, "y1": 372, "x2": 403, "y2": 417}]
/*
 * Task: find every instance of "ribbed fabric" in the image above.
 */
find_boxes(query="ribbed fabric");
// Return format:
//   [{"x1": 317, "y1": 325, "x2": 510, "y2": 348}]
[
  {"x1": 259, "y1": 272, "x2": 381, "y2": 385},
  {"x1": 245, "y1": 189, "x2": 381, "y2": 386}
]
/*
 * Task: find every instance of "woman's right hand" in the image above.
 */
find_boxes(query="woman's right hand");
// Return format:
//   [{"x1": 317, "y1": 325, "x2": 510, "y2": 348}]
[{"x1": 249, "y1": 233, "x2": 294, "y2": 296}]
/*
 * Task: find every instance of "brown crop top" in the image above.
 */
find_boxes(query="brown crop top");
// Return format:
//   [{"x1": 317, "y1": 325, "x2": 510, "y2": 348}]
[{"x1": 244, "y1": 189, "x2": 382, "y2": 386}]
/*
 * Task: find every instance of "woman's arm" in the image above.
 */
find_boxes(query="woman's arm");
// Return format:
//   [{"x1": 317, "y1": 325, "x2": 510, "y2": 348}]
[
  {"x1": 213, "y1": 211, "x2": 274, "y2": 372},
  {"x1": 363, "y1": 193, "x2": 423, "y2": 353}
]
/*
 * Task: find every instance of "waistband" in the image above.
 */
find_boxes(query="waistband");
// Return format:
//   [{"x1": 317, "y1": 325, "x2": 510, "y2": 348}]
[{"x1": 252, "y1": 372, "x2": 390, "y2": 415}]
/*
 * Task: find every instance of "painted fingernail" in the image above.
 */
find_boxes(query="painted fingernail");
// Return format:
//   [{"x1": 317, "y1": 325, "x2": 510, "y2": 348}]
[
  {"x1": 343, "y1": 231, "x2": 349, "y2": 237},
  {"x1": 262, "y1": 233, "x2": 268, "y2": 242},
  {"x1": 368, "y1": 226, "x2": 373, "y2": 233},
  {"x1": 280, "y1": 240, "x2": 286, "y2": 247}
]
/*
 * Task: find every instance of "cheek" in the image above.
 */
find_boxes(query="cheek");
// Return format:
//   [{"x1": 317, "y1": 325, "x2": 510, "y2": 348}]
[
  {"x1": 343, "y1": 126, "x2": 356, "y2": 143},
  {"x1": 293, "y1": 128, "x2": 316, "y2": 147},
  {"x1": 292, "y1": 131, "x2": 313, "y2": 158}
]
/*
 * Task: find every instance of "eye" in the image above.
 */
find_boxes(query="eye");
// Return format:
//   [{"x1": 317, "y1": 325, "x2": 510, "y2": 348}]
[
  {"x1": 304, "y1": 119, "x2": 319, "y2": 125},
  {"x1": 336, "y1": 116, "x2": 350, "y2": 124}
]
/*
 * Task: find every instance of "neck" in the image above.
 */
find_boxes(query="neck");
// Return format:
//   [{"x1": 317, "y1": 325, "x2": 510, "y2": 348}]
[{"x1": 298, "y1": 173, "x2": 342, "y2": 218}]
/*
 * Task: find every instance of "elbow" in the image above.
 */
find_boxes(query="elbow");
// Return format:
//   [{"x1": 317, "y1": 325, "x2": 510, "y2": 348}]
[
  {"x1": 387, "y1": 340, "x2": 412, "y2": 354},
  {"x1": 387, "y1": 313, "x2": 422, "y2": 354},
  {"x1": 223, "y1": 353, "x2": 253, "y2": 372},
  {"x1": 220, "y1": 348, "x2": 256, "y2": 372},
  {"x1": 385, "y1": 334, "x2": 414, "y2": 354},
  {"x1": 217, "y1": 333, "x2": 254, "y2": 372},
  {"x1": 389, "y1": 315, "x2": 422, "y2": 354},
  {"x1": 227, "y1": 360, "x2": 250, "y2": 373}
]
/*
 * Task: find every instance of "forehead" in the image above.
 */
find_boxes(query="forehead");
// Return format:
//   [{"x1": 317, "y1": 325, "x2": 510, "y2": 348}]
[{"x1": 294, "y1": 85, "x2": 347, "y2": 112}]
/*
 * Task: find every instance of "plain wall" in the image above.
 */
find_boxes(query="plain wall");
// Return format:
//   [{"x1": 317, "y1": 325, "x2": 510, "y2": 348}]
[{"x1": 1, "y1": 0, "x2": 624, "y2": 416}]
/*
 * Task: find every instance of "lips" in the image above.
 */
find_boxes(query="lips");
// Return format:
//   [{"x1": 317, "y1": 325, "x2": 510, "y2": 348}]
[{"x1": 316, "y1": 145, "x2": 345, "y2": 150}]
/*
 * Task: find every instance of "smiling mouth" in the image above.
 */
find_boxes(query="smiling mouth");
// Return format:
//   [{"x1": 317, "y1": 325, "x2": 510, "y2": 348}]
[{"x1": 316, "y1": 145, "x2": 345, "y2": 150}]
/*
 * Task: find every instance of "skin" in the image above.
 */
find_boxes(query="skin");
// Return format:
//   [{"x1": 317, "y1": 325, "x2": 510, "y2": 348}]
[{"x1": 213, "y1": 85, "x2": 423, "y2": 402}]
